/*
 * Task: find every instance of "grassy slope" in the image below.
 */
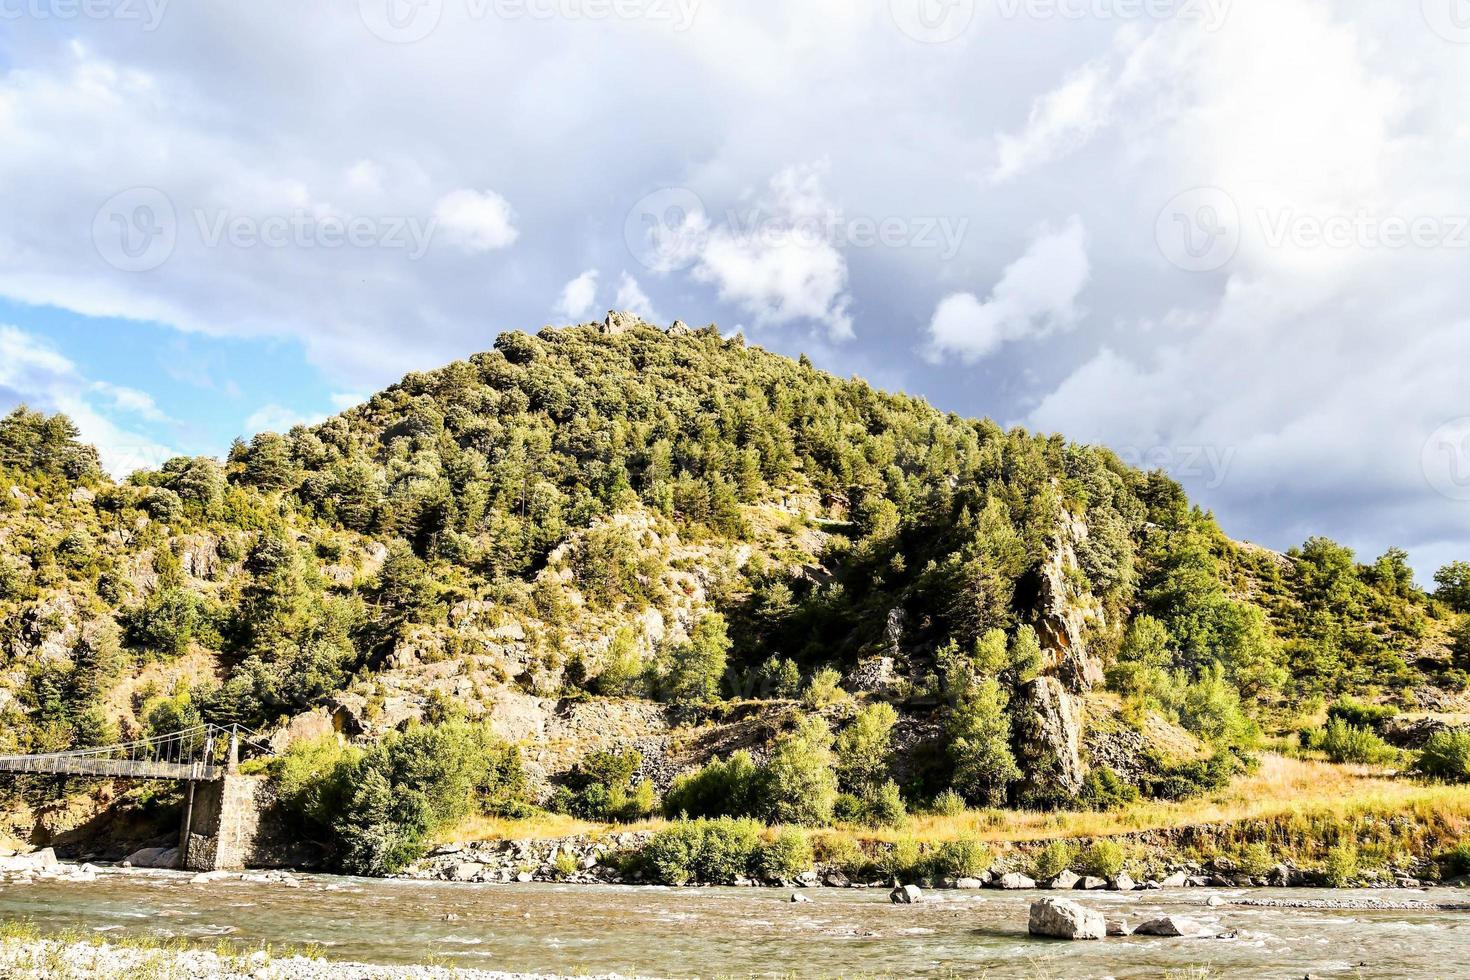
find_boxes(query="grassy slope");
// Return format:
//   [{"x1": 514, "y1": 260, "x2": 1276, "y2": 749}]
[{"x1": 443, "y1": 754, "x2": 1470, "y2": 854}]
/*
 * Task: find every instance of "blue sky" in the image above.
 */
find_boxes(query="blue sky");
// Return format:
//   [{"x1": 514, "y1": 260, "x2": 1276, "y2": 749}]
[{"x1": 2, "y1": 1, "x2": 1469, "y2": 582}]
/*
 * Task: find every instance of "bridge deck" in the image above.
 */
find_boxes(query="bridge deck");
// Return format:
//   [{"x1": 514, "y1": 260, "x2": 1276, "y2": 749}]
[{"x1": 0, "y1": 757, "x2": 221, "y2": 781}]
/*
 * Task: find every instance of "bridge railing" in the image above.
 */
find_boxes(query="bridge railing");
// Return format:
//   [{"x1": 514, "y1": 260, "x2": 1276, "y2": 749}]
[{"x1": 0, "y1": 723, "x2": 275, "y2": 782}]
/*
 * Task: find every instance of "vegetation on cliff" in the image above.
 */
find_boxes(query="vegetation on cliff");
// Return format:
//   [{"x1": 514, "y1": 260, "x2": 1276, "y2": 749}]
[{"x1": 2, "y1": 315, "x2": 1467, "y2": 872}]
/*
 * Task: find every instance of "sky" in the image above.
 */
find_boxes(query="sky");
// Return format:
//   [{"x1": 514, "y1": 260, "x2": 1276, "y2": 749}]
[{"x1": 0, "y1": 0, "x2": 1468, "y2": 582}]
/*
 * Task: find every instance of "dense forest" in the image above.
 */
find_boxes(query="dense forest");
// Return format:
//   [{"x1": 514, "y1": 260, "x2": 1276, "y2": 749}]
[{"x1": 3, "y1": 315, "x2": 1468, "y2": 873}]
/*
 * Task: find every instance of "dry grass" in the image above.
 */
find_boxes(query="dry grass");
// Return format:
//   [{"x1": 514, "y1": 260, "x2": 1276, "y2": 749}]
[{"x1": 443, "y1": 754, "x2": 1470, "y2": 849}]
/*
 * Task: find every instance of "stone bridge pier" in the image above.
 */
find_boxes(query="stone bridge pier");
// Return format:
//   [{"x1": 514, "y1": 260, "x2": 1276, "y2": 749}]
[{"x1": 180, "y1": 773, "x2": 269, "y2": 871}]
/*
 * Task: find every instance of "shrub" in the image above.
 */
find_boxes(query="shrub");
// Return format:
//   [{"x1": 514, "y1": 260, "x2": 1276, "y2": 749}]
[
  {"x1": 1440, "y1": 841, "x2": 1470, "y2": 878},
  {"x1": 1322, "y1": 842, "x2": 1360, "y2": 886},
  {"x1": 929, "y1": 788, "x2": 967, "y2": 817},
  {"x1": 1234, "y1": 841, "x2": 1276, "y2": 877},
  {"x1": 1077, "y1": 840, "x2": 1126, "y2": 879},
  {"x1": 755, "y1": 827, "x2": 814, "y2": 882},
  {"x1": 1414, "y1": 730, "x2": 1470, "y2": 783},
  {"x1": 1031, "y1": 840, "x2": 1078, "y2": 880},
  {"x1": 1079, "y1": 767, "x2": 1139, "y2": 810},
  {"x1": 834, "y1": 781, "x2": 908, "y2": 828},
  {"x1": 1141, "y1": 751, "x2": 1237, "y2": 801},
  {"x1": 663, "y1": 750, "x2": 760, "y2": 819},
  {"x1": 1327, "y1": 698, "x2": 1396, "y2": 732},
  {"x1": 812, "y1": 833, "x2": 865, "y2": 876},
  {"x1": 755, "y1": 717, "x2": 839, "y2": 826},
  {"x1": 834, "y1": 702, "x2": 898, "y2": 794},
  {"x1": 929, "y1": 837, "x2": 991, "y2": 880},
  {"x1": 1318, "y1": 718, "x2": 1397, "y2": 765},
  {"x1": 552, "y1": 852, "x2": 579, "y2": 879},
  {"x1": 802, "y1": 668, "x2": 847, "y2": 709},
  {"x1": 641, "y1": 818, "x2": 762, "y2": 885},
  {"x1": 551, "y1": 749, "x2": 656, "y2": 822},
  {"x1": 878, "y1": 836, "x2": 922, "y2": 882}
]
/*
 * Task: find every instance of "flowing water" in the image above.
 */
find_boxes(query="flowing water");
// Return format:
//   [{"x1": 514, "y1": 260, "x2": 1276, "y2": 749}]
[{"x1": 3, "y1": 870, "x2": 1470, "y2": 978}]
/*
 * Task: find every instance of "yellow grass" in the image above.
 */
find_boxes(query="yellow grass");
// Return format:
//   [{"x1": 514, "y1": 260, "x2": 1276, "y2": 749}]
[{"x1": 441, "y1": 754, "x2": 1470, "y2": 849}]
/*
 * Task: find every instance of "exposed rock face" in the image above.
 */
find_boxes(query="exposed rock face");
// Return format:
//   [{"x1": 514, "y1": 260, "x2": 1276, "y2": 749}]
[
  {"x1": 1028, "y1": 898, "x2": 1105, "y2": 940},
  {"x1": 1012, "y1": 676, "x2": 1086, "y2": 800},
  {"x1": 1032, "y1": 510, "x2": 1106, "y2": 692}
]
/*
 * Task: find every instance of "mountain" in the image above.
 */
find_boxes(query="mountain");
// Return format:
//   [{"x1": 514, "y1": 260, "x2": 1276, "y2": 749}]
[{"x1": 1, "y1": 313, "x2": 1465, "y2": 851}]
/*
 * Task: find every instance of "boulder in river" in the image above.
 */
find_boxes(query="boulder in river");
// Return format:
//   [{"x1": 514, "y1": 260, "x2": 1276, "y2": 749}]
[
  {"x1": 1045, "y1": 870, "x2": 1080, "y2": 890},
  {"x1": 1077, "y1": 876, "x2": 1107, "y2": 890},
  {"x1": 890, "y1": 884, "x2": 923, "y2": 904},
  {"x1": 1135, "y1": 915, "x2": 1209, "y2": 937},
  {"x1": 1110, "y1": 873, "x2": 1136, "y2": 892},
  {"x1": 996, "y1": 872, "x2": 1037, "y2": 890},
  {"x1": 1028, "y1": 898, "x2": 1105, "y2": 940},
  {"x1": 1106, "y1": 917, "x2": 1133, "y2": 936},
  {"x1": 1159, "y1": 871, "x2": 1189, "y2": 887},
  {"x1": 0, "y1": 848, "x2": 58, "y2": 872}
]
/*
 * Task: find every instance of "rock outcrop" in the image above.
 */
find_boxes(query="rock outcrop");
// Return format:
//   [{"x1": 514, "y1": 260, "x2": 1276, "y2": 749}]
[
  {"x1": 1012, "y1": 676, "x2": 1086, "y2": 800},
  {"x1": 1031, "y1": 509, "x2": 1106, "y2": 692}
]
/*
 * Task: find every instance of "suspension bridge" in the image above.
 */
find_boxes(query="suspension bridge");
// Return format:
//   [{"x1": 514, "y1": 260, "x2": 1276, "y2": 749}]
[{"x1": 0, "y1": 724, "x2": 278, "y2": 871}]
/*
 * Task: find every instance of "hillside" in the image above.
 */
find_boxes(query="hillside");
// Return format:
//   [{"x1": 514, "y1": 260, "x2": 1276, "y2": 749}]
[{"x1": 3, "y1": 312, "x2": 1468, "y2": 872}]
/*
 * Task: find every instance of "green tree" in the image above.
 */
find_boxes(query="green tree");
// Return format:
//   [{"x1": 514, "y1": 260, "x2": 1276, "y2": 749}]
[
  {"x1": 948, "y1": 678, "x2": 1021, "y2": 806},
  {"x1": 756, "y1": 717, "x2": 839, "y2": 826}
]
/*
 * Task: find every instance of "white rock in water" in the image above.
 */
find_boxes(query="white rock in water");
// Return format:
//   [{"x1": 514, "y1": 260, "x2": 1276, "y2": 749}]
[
  {"x1": 997, "y1": 872, "x2": 1037, "y2": 890},
  {"x1": 890, "y1": 883, "x2": 923, "y2": 904},
  {"x1": 790, "y1": 892, "x2": 811, "y2": 903},
  {"x1": 1028, "y1": 898, "x2": 1106, "y2": 940},
  {"x1": 1135, "y1": 915, "x2": 1209, "y2": 937}
]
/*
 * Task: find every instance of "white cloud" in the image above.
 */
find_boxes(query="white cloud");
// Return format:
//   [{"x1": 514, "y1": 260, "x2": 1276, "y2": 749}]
[
  {"x1": 923, "y1": 216, "x2": 1090, "y2": 363},
  {"x1": 554, "y1": 269, "x2": 600, "y2": 321},
  {"x1": 693, "y1": 162, "x2": 855, "y2": 341},
  {"x1": 0, "y1": 326, "x2": 175, "y2": 476},
  {"x1": 329, "y1": 392, "x2": 367, "y2": 411},
  {"x1": 991, "y1": 62, "x2": 1115, "y2": 184},
  {"x1": 614, "y1": 272, "x2": 660, "y2": 323},
  {"x1": 432, "y1": 188, "x2": 519, "y2": 253}
]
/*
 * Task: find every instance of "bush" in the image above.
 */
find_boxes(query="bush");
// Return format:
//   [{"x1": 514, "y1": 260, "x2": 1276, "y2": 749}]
[
  {"x1": 663, "y1": 751, "x2": 760, "y2": 819},
  {"x1": 1141, "y1": 751, "x2": 1237, "y2": 801},
  {"x1": 928, "y1": 837, "x2": 991, "y2": 880},
  {"x1": 929, "y1": 788, "x2": 967, "y2": 817},
  {"x1": 1318, "y1": 718, "x2": 1397, "y2": 765},
  {"x1": 550, "y1": 749, "x2": 656, "y2": 822},
  {"x1": 1322, "y1": 842, "x2": 1360, "y2": 886},
  {"x1": 834, "y1": 781, "x2": 907, "y2": 828},
  {"x1": 1440, "y1": 841, "x2": 1470, "y2": 878},
  {"x1": 1077, "y1": 840, "x2": 1126, "y2": 879},
  {"x1": 754, "y1": 717, "x2": 839, "y2": 826},
  {"x1": 755, "y1": 827, "x2": 814, "y2": 882},
  {"x1": 552, "y1": 852, "x2": 579, "y2": 879},
  {"x1": 1414, "y1": 730, "x2": 1470, "y2": 783},
  {"x1": 1327, "y1": 697, "x2": 1396, "y2": 732},
  {"x1": 1031, "y1": 840, "x2": 1078, "y2": 880},
  {"x1": 802, "y1": 668, "x2": 847, "y2": 709},
  {"x1": 1234, "y1": 841, "x2": 1275, "y2": 877},
  {"x1": 878, "y1": 836, "x2": 922, "y2": 882},
  {"x1": 641, "y1": 818, "x2": 762, "y2": 885},
  {"x1": 1079, "y1": 767, "x2": 1140, "y2": 810}
]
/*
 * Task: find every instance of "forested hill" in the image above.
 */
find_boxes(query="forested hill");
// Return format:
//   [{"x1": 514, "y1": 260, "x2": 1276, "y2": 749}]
[{"x1": 2, "y1": 313, "x2": 1468, "y2": 823}]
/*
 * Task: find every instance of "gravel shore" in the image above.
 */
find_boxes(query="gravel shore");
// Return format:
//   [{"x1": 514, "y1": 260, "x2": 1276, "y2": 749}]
[{"x1": 0, "y1": 939, "x2": 644, "y2": 979}]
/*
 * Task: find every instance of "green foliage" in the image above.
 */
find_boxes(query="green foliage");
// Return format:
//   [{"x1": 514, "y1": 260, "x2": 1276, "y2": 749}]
[
  {"x1": 928, "y1": 837, "x2": 991, "y2": 879},
  {"x1": 280, "y1": 721, "x2": 526, "y2": 875},
  {"x1": 1031, "y1": 840, "x2": 1078, "y2": 880},
  {"x1": 641, "y1": 818, "x2": 763, "y2": 885},
  {"x1": 1435, "y1": 562, "x2": 1470, "y2": 614},
  {"x1": 1322, "y1": 842, "x2": 1360, "y2": 886},
  {"x1": 1326, "y1": 698, "x2": 1396, "y2": 732},
  {"x1": 1079, "y1": 767, "x2": 1140, "y2": 810},
  {"x1": 755, "y1": 717, "x2": 840, "y2": 826},
  {"x1": 1140, "y1": 751, "x2": 1238, "y2": 801},
  {"x1": 663, "y1": 750, "x2": 760, "y2": 819},
  {"x1": 1077, "y1": 839, "x2": 1126, "y2": 879},
  {"x1": 661, "y1": 613, "x2": 731, "y2": 705},
  {"x1": 549, "y1": 749, "x2": 655, "y2": 823},
  {"x1": 947, "y1": 678, "x2": 1021, "y2": 806},
  {"x1": 929, "y1": 788, "x2": 967, "y2": 817},
  {"x1": 755, "y1": 827, "x2": 814, "y2": 881},
  {"x1": 1315, "y1": 718, "x2": 1397, "y2": 765},
  {"x1": 1414, "y1": 730, "x2": 1470, "y2": 783},
  {"x1": 834, "y1": 702, "x2": 898, "y2": 795},
  {"x1": 834, "y1": 780, "x2": 908, "y2": 828},
  {"x1": 801, "y1": 667, "x2": 847, "y2": 709}
]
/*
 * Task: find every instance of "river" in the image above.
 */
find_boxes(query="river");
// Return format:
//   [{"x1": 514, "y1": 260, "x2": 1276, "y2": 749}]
[{"x1": 3, "y1": 870, "x2": 1469, "y2": 978}]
